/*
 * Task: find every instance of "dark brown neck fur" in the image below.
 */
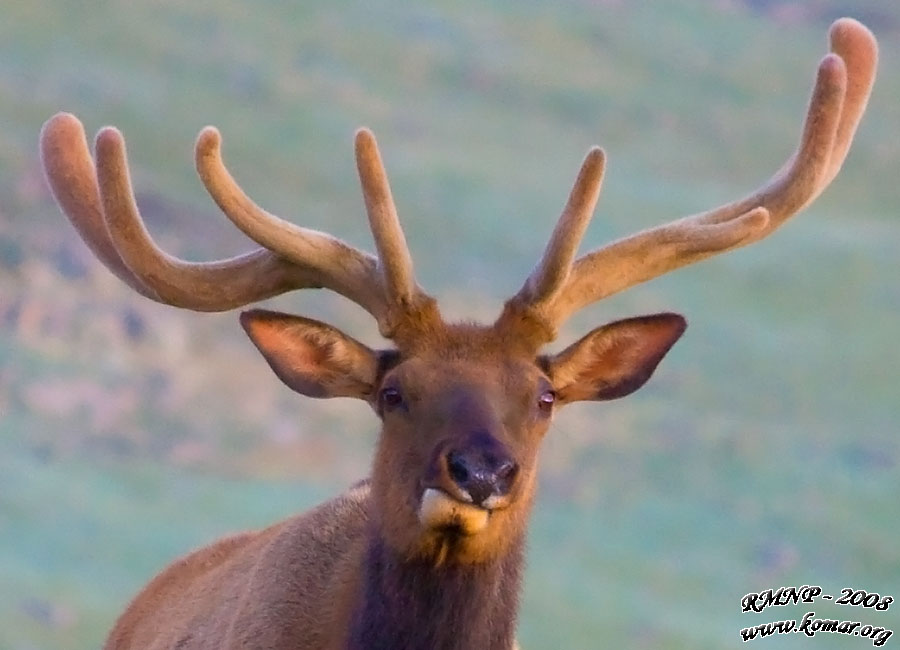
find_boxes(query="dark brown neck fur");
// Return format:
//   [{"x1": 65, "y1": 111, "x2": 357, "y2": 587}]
[{"x1": 345, "y1": 530, "x2": 524, "y2": 650}]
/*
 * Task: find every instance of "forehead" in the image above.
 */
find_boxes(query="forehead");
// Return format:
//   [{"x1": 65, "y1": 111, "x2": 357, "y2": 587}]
[{"x1": 388, "y1": 323, "x2": 546, "y2": 385}]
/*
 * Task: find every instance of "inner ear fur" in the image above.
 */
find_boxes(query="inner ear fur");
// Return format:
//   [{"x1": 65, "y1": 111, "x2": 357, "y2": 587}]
[
  {"x1": 240, "y1": 309, "x2": 380, "y2": 400},
  {"x1": 544, "y1": 313, "x2": 686, "y2": 403}
]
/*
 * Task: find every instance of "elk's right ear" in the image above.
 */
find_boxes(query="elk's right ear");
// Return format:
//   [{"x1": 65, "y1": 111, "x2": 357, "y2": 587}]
[{"x1": 240, "y1": 309, "x2": 379, "y2": 400}]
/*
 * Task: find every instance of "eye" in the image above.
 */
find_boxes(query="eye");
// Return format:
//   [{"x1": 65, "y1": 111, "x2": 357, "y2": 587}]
[
  {"x1": 537, "y1": 390, "x2": 556, "y2": 414},
  {"x1": 380, "y1": 386, "x2": 404, "y2": 412}
]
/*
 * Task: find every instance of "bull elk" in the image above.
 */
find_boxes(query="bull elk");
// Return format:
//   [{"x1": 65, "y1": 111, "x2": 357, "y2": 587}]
[{"x1": 39, "y1": 18, "x2": 876, "y2": 650}]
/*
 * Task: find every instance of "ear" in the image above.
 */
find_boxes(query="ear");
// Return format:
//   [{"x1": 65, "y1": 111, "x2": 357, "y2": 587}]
[
  {"x1": 240, "y1": 309, "x2": 380, "y2": 400},
  {"x1": 544, "y1": 313, "x2": 686, "y2": 403}
]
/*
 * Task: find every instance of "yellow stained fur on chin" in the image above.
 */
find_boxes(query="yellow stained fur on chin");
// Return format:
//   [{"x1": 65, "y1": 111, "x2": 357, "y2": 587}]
[{"x1": 418, "y1": 488, "x2": 489, "y2": 534}]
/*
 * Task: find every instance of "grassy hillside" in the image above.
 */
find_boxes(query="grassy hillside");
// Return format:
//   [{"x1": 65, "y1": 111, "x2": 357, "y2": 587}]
[{"x1": 1, "y1": 1, "x2": 898, "y2": 648}]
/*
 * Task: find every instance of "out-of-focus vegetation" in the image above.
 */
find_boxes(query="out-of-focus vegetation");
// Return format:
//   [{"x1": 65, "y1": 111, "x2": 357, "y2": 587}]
[{"x1": 1, "y1": 1, "x2": 898, "y2": 648}]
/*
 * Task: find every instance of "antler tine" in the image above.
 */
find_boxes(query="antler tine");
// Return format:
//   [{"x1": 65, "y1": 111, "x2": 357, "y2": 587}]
[
  {"x1": 822, "y1": 17, "x2": 878, "y2": 188},
  {"x1": 354, "y1": 128, "x2": 416, "y2": 306},
  {"x1": 519, "y1": 147, "x2": 606, "y2": 304},
  {"x1": 42, "y1": 113, "x2": 429, "y2": 333},
  {"x1": 523, "y1": 17, "x2": 874, "y2": 333},
  {"x1": 92, "y1": 126, "x2": 341, "y2": 312},
  {"x1": 40, "y1": 113, "x2": 159, "y2": 300},
  {"x1": 194, "y1": 127, "x2": 392, "y2": 322},
  {"x1": 41, "y1": 113, "x2": 379, "y2": 313}
]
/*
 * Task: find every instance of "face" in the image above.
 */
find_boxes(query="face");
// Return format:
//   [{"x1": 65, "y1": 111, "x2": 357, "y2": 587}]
[
  {"x1": 370, "y1": 346, "x2": 555, "y2": 565},
  {"x1": 240, "y1": 309, "x2": 687, "y2": 566}
]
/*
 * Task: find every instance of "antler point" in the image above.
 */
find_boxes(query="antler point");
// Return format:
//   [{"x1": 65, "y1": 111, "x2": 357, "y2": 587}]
[
  {"x1": 94, "y1": 126, "x2": 125, "y2": 156},
  {"x1": 830, "y1": 17, "x2": 875, "y2": 43},
  {"x1": 196, "y1": 126, "x2": 222, "y2": 157},
  {"x1": 829, "y1": 16, "x2": 878, "y2": 70},
  {"x1": 819, "y1": 52, "x2": 846, "y2": 74},
  {"x1": 744, "y1": 206, "x2": 770, "y2": 230},
  {"x1": 586, "y1": 147, "x2": 606, "y2": 178},
  {"x1": 42, "y1": 111, "x2": 82, "y2": 137},
  {"x1": 586, "y1": 145, "x2": 605, "y2": 165},
  {"x1": 40, "y1": 113, "x2": 87, "y2": 164},
  {"x1": 355, "y1": 126, "x2": 376, "y2": 147}
]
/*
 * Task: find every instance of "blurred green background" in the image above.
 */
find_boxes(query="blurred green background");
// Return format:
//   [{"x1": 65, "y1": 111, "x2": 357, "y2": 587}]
[{"x1": 1, "y1": 1, "x2": 898, "y2": 648}]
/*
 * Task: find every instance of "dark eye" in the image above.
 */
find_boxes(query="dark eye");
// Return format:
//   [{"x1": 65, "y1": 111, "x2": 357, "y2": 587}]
[
  {"x1": 380, "y1": 386, "x2": 404, "y2": 411},
  {"x1": 537, "y1": 390, "x2": 556, "y2": 414}
]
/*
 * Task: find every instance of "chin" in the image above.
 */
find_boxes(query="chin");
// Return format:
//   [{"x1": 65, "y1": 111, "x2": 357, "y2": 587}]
[{"x1": 410, "y1": 488, "x2": 522, "y2": 566}]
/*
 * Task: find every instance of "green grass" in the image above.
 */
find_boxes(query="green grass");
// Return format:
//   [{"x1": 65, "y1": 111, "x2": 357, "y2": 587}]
[
  {"x1": 0, "y1": 444, "x2": 331, "y2": 649},
  {"x1": 1, "y1": 1, "x2": 899, "y2": 648}
]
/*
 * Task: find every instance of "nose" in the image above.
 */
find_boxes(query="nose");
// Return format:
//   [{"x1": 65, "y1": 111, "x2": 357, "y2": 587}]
[{"x1": 445, "y1": 447, "x2": 518, "y2": 507}]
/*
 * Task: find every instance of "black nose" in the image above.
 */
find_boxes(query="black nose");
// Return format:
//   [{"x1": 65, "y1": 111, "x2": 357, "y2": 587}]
[{"x1": 445, "y1": 448, "x2": 518, "y2": 506}]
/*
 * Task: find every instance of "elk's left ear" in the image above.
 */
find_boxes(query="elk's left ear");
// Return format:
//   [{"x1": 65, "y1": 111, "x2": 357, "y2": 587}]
[{"x1": 544, "y1": 313, "x2": 686, "y2": 403}]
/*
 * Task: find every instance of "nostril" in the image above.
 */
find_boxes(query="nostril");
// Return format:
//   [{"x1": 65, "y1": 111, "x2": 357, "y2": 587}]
[
  {"x1": 496, "y1": 459, "x2": 518, "y2": 481},
  {"x1": 447, "y1": 451, "x2": 470, "y2": 485},
  {"x1": 444, "y1": 449, "x2": 518, "y2": 506}
]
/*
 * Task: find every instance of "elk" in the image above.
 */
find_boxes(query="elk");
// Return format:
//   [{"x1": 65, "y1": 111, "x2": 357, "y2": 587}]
[{"x1": 39, "y1": 18, "x2": 876, "y2": 650}]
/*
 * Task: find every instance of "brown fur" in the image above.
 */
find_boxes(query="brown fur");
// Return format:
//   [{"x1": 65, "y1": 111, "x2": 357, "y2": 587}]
[
  {"x1": 37, "y1": 20, "x2": 874, "y2": 648},
  {"x1": 105, "y1": 483, "x2": 370, "y2": 649},
  {"x1": 104, "y1": 315, "x2": 685, "y2": 649}
]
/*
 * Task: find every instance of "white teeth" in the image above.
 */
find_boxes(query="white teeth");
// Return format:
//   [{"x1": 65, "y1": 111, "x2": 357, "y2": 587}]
[{"x1": 481, "y1": 495, "x2": 501, "y2": 510}]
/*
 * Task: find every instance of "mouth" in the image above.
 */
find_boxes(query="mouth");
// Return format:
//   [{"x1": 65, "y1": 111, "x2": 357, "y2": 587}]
[{"x1": 417, "y1": 488, "x2": 490, "y2": 535}]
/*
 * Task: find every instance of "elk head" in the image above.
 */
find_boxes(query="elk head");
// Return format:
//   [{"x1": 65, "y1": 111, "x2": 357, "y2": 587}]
[{"x1": 39, "y1": 19, "x2": 876, "y2": 567}]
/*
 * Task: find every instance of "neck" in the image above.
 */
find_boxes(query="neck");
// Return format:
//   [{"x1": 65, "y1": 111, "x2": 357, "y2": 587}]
[{"x1": 345, "y1": 532, "x2": 524, "y2": 650}]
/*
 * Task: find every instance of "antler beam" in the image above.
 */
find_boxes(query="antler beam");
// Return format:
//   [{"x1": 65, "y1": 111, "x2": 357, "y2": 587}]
[
  {"x1": 505, "y1": 18, "x2": 877, "y2": 338},
  {"x1": 40, "y1": 114, "x2": 432, "y2": 337},
  {"x1": 41, "y1": 18, "x2": 875, "y2": 348}
]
